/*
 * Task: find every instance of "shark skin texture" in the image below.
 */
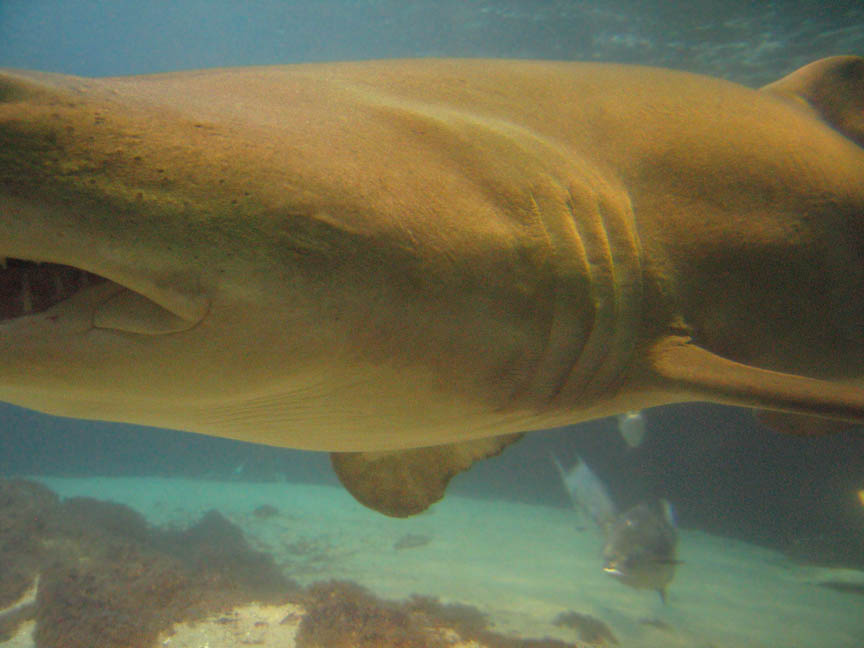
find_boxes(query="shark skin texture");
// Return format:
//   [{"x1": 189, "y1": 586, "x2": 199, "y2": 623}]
[{"x1": 0, "y1": 56, "x2": 862, "y2": 515}]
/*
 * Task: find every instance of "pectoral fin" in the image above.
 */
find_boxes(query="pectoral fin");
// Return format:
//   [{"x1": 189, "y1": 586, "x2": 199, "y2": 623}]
[
  {"x1": 331, "y1": 433, "x2": 523, "y2": 517},
  {"x1": 754, "y1": 410, "x2": 858, "y2": 436},
  {"x1": 647, "y1": 336, "x2": 864, "y2": 424}
]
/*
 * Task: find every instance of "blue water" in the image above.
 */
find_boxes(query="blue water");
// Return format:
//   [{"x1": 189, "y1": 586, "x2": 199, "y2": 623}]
[{"x1": 2, "y1": 0, "x2": 863, "y2": 81}]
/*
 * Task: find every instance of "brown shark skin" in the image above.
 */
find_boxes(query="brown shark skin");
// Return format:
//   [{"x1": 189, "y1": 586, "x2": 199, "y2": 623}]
[{"x1": 0, "y1": 58, "x2": 862, "y2": 459}]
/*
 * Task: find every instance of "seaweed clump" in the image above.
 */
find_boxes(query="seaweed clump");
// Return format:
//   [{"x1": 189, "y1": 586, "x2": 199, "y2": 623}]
[
  {"x1": 0, "y1": 479, "x2": 59, "y2": 640},
  {"x1": 553, "y1": 610, "x2": 619, "y2": 645},
  {"x1": 0, "y1": 480, "x2": 58, "y2": 604},
  {"x1": 0, "y1": 478, "x2": 296, "y2": 648},
  {"x1": 296, "y1": 583, "x2": 581, "y2": 648},
  {"x1": 410, "y1": 595, "x2": 577, "y2": 648},
  {"x1": 0, "y1": 479, "x2": 594, "y2": 648},
  {"x1": 296, "y1": 581, "x2": 446, "y2": 648},
  {"x1": 35, "y1": 502, "x2": 295, "y2": 648}
]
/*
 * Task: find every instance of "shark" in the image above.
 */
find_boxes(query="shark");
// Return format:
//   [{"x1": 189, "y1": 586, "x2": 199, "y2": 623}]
[{"x1": 0, "y1": 56, "x2": 862, "y2": 516}]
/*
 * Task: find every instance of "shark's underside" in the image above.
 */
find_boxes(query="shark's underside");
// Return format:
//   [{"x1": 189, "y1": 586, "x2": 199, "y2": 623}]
[{"x1": 0, "y1": 56, "x2": 862, "y2": 515}]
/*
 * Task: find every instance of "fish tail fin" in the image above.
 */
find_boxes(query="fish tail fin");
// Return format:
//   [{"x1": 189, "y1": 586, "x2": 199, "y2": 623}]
[
  {"x1": 660, "y1": 499, "x2": 677, "y2": 528},
  {"x1": 550, "y1": 453, "x2": 618, "y2": 530},
  {"x1": 549, "y1": 452, "x2": 580, "y2": 510}
]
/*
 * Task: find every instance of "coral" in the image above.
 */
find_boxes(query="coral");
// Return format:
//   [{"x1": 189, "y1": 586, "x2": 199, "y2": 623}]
[
  {"x1": 405, "y1": 594, "x2": 581, "y2": 647},
  {"x1": 404, "y1": 594, "x2": 489, "y2": 635},
  {"x1": 296, "y1": 585, "x2": 582, "y2": 648},
  {"x1": 0, "y1": 479, "x2": 58, "y2": 608},
  {"x1": 0, "y1": 479, "x2": 295, "y2": 648},
  {"x1": 0, "y1": 479, "x2": 590, "y2": 648},
  {"x1": 296, "y1": 580, "x2": 444, "y2": 648},
  {"x1": 482, "y1": 638, "x2": 582, "y2": 648},
  {"x1": 52, "y1": 496, "x2": 151, "y2": 542},
  {"x1": 553, "y1": 610, "x2": 619, "y2": 645},
  {"x1": 158, "y1": 509, "x2": 293, "y2": 595}
]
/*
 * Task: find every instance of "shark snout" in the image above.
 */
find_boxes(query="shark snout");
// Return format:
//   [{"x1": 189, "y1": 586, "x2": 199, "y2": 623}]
[{"x1": 1, "y1": 72, "x2": 212, "y2": 336}]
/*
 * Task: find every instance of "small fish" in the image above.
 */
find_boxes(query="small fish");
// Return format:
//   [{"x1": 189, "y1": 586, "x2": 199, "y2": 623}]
[
  {"x1": 550, "y1": 454, "x2": 617, "y2": 530},
  {"x1": 602, "y1": 501, "x2": 678, "y2": 603},
  {"x1": 616, "y1": 410, "x2": 647, "y2": 448},
  {"x1": 552, "y1": 454, "x2": 679, "y2": 602}
]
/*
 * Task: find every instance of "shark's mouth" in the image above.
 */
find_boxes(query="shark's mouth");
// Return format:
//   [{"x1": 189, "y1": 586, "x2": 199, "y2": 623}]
[
  {"x1": 0, "y1": 257, "x2": 107, "y2": 322},
  {"x1": 0, "y1": 256, "x2": 207, "y2": 334}
]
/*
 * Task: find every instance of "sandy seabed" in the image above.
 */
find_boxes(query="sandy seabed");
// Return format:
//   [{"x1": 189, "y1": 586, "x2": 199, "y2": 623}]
[{"x1": 1, "y1": 476, "x2": 862, "y2": 648}]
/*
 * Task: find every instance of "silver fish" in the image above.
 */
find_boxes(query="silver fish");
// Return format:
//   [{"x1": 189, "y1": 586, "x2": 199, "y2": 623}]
[
  {"x1": 553, "y1": 454, "x2": 678, "y2": 602},
  {"x1": 602, "y1": 501, "x2": 678, "y2": 602},
  {"x1": 616, "y1": 410, "x2": 647, "y2": 448}
]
